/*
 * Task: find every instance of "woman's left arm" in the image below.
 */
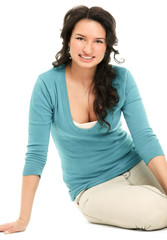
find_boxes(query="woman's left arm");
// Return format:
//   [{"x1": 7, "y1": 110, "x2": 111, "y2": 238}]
[
  {"x1": 121, "y1": 69, "x2": 166, "y2": 190},
  {"x1": 148, "y1": 155, "x2": 167, "y2": 195}
]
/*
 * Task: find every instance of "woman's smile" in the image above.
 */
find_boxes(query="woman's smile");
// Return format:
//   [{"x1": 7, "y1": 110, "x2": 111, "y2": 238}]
[
  {"x1": 68, "y1": 19, "x2": 106, "y2": 69},
  {"x1": 79, "y1": 54, "x2": 95, "y2": 61}
]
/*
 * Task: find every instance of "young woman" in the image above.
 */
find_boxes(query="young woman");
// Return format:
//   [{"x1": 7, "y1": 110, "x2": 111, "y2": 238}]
[{"x1": 0, "y1": 5, "x2": 167, "y2": 234}]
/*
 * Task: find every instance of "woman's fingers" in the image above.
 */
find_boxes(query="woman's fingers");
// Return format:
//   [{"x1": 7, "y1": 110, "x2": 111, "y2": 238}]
[
  {"x1": 0, "y1": 222, "x2": 14, "y2": 232},
  {"x1": 0, "y1": 219, "x2": 27, "y2": 234}
]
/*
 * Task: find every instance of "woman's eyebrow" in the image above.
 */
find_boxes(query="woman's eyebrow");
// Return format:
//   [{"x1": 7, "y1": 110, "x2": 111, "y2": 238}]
[
  {"x1": 74, "y1": 34, "x2": 86, "y2": 37},
  {"x1": 74, "y1": 34, "x2": 105, "y2": 40}
]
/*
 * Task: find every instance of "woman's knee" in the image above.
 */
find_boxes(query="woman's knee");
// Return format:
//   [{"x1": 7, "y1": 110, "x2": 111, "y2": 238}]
[
  {"x1": 136, "y1": 208, "x2": 167, "y2": 231},
  {"x1": 82, "y1": 185, "x2": 167, "y2": 230},
  {"x1": 134, "y1": 185, "x2": 167, "y2": 230}
]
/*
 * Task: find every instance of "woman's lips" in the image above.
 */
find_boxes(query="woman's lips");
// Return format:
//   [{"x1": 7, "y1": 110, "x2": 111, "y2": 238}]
[{"x1": 79, "y1": 54, "x2": 95, "y2": 60}]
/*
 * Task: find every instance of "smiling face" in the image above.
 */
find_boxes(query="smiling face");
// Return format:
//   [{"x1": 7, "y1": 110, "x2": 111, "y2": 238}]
[{"x1": 68, "y1": 19, "x2": 107, "y2": 70}]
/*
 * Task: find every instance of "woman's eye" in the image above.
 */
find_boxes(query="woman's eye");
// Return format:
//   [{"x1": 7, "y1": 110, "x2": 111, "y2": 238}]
[
  {"x1": 76, "y1": 37, "x2": 85, "y2": 41},
  {"x1": 96, "y1": 40, "x2": 104, "y2": 43}
]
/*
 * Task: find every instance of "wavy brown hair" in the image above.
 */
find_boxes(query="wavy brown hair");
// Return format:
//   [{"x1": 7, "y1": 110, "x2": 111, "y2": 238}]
[{"x1": 52, "y1": 5, "x2": 124, "y2": 134}]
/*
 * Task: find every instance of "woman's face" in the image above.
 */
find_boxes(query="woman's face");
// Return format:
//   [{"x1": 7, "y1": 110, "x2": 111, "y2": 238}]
[{"x1": 68, "y1": 19, "x2": 107, "y2": 70}]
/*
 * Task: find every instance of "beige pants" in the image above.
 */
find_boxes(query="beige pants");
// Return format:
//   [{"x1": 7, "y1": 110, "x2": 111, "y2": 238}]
[{"x1": 74, "y1": 160, "x2": 167, "y2": 231}]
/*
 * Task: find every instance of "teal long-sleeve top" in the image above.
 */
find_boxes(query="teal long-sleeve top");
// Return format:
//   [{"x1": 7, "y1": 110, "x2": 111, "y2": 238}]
[{"x1": 23, "y1": 64, "x2": 165, "y2": 201}]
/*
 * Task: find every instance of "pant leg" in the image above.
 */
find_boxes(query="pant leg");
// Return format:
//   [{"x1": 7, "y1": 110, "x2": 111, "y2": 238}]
[
  {"x1": 74, "y1": 160, "x2": 167, "y2": 231},
  {"x1": 125, "y1": 160, "x2": 166, "y2": 194}
]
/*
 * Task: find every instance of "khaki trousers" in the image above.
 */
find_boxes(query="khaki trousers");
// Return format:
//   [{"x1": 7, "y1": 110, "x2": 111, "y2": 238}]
[{"x1": 74, "y1": 160, "x2": 167, "y2": 231}]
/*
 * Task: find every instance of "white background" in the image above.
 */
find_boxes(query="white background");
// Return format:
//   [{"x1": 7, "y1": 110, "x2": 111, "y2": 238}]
[{"x1": 0, "y1": 0, "x2": 166, "y2": 239}]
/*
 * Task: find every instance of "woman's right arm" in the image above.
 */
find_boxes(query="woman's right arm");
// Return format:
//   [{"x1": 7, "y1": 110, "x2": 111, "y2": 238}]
[
  {"x1": 0, "y1": 175, "x2": 40, "y2": 234},
  {"x1": 0, "y1": 74, "x2": 55, "y2": 234}
]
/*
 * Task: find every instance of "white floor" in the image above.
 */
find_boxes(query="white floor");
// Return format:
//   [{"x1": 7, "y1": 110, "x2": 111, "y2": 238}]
[
  {"x1": 0, "y1": 195, "x2": 167, "y2": 240},
  {"x1": 1, "y1": 148, "x2": 167, "y2": 240}
]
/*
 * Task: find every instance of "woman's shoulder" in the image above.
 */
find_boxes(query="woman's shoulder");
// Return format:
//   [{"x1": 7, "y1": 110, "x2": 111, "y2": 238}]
[
  {"x1": 38, "y1": 64, "x2": 65, "y2": 83},
  {"x1": 111, "y1": 64, "x2": 129, "y2": 88},
  {"x1": 112, "y1": 64, "x2": 135, "y2": 84},
  {"x1": 111, "y1": 64, "x2": 138, "y2": 99},
  {"x1": 112, "y1": 64, "x2": 138, "y2": 98},
  {"x1": 32, "y1": 64, "x2": 65, "y2": 95},
  {"x1": 112, "y1": 64, "x2": 129, "y2": 78}
]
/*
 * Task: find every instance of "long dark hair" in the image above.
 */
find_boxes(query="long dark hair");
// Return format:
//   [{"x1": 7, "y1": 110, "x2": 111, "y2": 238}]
[{"x1": 52, "y1": 5, "x2": 124, "y2": 134}]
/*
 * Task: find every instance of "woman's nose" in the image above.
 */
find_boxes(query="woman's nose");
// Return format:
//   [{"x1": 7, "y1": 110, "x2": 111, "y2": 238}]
[{"x1": 83, "y1": 42, "x2": 93, "y2": 54}]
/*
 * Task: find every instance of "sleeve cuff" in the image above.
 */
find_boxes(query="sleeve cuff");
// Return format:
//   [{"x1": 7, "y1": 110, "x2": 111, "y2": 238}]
[{"x1": 22, "y1": 164, "x2": 43, "y2": 177}]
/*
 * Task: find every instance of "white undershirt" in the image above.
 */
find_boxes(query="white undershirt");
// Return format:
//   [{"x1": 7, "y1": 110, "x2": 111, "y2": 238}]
[{"x1": 73, "y1": 120, "x2": 97, "y2": 129}]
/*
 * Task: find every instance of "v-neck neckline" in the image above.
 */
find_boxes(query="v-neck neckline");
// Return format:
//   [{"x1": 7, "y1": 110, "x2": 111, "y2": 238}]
[{"x1": 62, "y1": 64, "x2": 100, "y2": 132}]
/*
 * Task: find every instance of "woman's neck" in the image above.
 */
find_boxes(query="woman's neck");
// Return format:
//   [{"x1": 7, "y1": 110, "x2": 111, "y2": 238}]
[{"x1": 67, "y1": 62, "x2": 96, "y2": 88}]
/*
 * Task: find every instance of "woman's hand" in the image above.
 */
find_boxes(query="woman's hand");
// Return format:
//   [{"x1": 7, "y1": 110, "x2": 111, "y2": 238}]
[
  {"x1": 0, "y1": 218, "x2": 28, "y2": 234},
  {"x1": 148, "y1": 155, "x2": 167, "y2": 195},
  {"x1": 0, "y1": 175, "x2": 40, "y2": 235}
]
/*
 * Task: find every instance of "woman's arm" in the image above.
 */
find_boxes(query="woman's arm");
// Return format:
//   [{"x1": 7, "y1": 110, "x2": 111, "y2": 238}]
[
  {"x1": 122, "y1": 70, "x2": 165, "y2": 165},
  {"x1": 0, "y1": 74, "x2": 54, "y2": 234},
  {"x1": 147, "y1": 155, "x2": 167, "y2": 195},
  {"x1": 19, "y1": 175, "x2": 40, "y2": 225},
  {"x1": 0, "y1": 175, "x2": 40, "y2": 234}
]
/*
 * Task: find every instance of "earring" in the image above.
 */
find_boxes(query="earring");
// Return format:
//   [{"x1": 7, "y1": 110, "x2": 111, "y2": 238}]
[{"x1": 68, "y1": 47, "x2": 72, "y2": 59}]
